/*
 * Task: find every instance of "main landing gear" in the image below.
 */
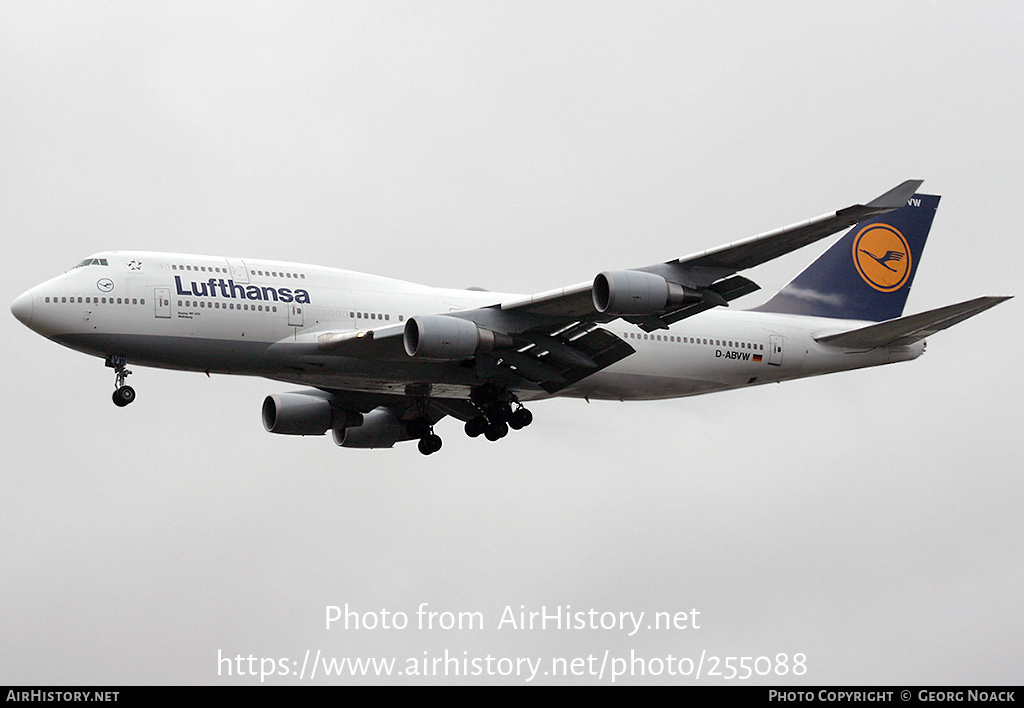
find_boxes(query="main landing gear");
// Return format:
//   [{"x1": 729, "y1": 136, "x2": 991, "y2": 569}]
[
  {"x1": 408, "y1": 383, "x2": 532, "y2": 455},
  {"x1": 406, "y1": 415, "x2": 443, "y2": 456},
  {"x1": 464, "y1": 383, "x2": 532, "y2": 442},
  {"x1": 106, "y1": 355, "x2": 136, "y2": 407}
]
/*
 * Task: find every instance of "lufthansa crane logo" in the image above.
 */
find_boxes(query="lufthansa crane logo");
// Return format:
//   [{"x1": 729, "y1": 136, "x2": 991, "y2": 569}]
[
  {"x1": 852, "y1": 224, "x2": 912, "y2": 292},
  {"x1": 96, "y1": 278, "x2": 115, "y2": 293}
]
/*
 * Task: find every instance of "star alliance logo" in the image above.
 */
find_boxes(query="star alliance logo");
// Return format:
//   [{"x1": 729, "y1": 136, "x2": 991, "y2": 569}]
[{"x1": 127, "y1": 259, "x2": 142, "y2": 271}]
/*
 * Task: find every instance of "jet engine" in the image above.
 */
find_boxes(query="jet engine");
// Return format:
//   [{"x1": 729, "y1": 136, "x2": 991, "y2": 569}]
[
  {"x1": 592, "y1": 270, "x2": 702, "y2": 315},
  {"x1": 403, "y1": 314, "x2": 512, "y2": 360},
  {"x1": 262, "y1": 392, "x2": 361, "y2": 436},
  {"x1": 333, "y1": 407, "x2": 409, "y2": 448}
]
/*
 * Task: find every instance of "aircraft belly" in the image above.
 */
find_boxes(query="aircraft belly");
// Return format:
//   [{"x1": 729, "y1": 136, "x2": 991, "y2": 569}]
[
  {"x1": 563, "y1": 371, "x2": 730, "y2": 401},
  {"x1": 55, "y1": 331, "x2": 551, "y2": 400},
  {"x1": 54, "y1": 332, "x2": 277, "y2": 374}
]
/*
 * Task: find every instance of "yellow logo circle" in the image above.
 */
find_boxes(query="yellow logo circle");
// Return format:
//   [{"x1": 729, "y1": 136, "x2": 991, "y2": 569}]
[{"x1": 852, "y1": 224, "x2": 912, "y2": 292}]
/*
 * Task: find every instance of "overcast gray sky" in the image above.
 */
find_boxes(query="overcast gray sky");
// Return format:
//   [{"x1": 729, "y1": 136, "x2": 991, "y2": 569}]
[{"x1": 2, "y1": 1, "x2": 1021, "y2": 685}]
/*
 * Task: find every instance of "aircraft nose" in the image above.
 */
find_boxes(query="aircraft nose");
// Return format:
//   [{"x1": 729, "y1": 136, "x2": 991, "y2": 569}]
[{"x1": 11, "y1": 289, "x2": 34, "y2": 326}]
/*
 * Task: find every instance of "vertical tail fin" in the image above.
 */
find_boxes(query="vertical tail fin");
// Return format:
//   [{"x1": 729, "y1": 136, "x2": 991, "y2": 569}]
[{"x1": 753, "y1": 193, "x2": 939, "y2": 321}]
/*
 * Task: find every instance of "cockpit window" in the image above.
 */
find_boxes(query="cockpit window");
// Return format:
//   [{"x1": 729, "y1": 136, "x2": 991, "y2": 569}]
[{"x1": 74, "y1": 258, "x2": 109, "y2": 268}]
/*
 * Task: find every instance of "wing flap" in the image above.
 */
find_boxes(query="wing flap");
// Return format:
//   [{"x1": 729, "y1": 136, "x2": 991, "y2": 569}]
[
  {"x1": 815, "y1": 296, "x2": 1011, "y2": 349},
  {"x1": 533, "y1": 326, "x2": 635, "y2": 393},
  {"x1": 478, "y1": 324, "x2": 635, "y2": 393}
]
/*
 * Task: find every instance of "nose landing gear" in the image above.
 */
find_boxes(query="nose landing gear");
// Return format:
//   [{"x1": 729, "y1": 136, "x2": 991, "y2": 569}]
[{"x1": 106, "y1": 355, "x2": 135, "y2": 407}]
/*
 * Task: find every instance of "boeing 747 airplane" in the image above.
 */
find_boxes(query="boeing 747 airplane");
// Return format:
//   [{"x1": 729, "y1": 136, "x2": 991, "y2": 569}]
[{"x1": 10, "y1": 181, "x2": 1010, "y2": 455}]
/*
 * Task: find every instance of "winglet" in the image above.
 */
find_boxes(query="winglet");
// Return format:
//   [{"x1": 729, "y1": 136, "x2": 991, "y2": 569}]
[{"x1": 865, "y1": 179, "x2": 924, "y2": 210}]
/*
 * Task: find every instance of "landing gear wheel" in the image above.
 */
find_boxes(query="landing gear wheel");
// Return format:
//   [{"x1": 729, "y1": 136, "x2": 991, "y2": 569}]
[
  {"x1": 107, "y1": 355, "x2": 135, "y2": 407},
  {"x1": 509, "y1": 407, "x2": 533, "y2": 430},
  {"x1": 418, "y1": 433, "x2": 443, "y2": 455},
  {"x1": 112, "y1": 385, "x2": 136, "y2": 407},
  {"x1": 484, "y1": 421, "x2": 509, "y2": 441},
  {"x1": 465, "y1": 416, "x2": 488, "y2": 438}
]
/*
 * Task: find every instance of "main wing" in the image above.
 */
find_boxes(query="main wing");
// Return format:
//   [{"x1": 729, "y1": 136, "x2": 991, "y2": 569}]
[
  {"x1": 315, "y1": 181, "x2": 923, "y2": 394},
  {"x1": 497, "y1": 179, "x2": 922, "y2": 328}
]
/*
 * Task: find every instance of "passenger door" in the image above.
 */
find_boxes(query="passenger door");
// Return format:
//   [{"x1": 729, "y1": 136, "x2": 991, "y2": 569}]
[{"x1": 154, "y1": 288, "x2": 171, "y2": 318}]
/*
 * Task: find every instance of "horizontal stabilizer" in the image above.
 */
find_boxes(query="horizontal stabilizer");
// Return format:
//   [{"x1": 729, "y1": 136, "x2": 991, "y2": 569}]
[{"x1": 815, "y1": 296, "x2": 1011, "y2": 349}]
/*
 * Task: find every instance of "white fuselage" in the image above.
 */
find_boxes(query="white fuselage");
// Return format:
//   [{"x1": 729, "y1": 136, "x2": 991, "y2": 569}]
[{"x1": 12, "y1": 251, "x2": 924, "y2": 402}]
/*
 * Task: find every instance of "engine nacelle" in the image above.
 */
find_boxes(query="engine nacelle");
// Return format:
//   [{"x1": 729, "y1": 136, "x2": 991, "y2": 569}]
[
  {"x1": 403, "y1": 314, "x2": 512, "y2": 360},
  {"x1": 262, "y1": 392, "x2": 361, "y2": 436},
  {"x1": 333, "y1": 407, "x2": 408, "y2": 448},
  {"x1": 592, "y1": 270, "x2": 701, "y2": 315}
]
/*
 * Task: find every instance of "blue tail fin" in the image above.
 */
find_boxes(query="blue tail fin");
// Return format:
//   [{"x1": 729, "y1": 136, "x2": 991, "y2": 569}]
[{"x1": 753, "y1": 193, "x2": 939, "y2": 321}]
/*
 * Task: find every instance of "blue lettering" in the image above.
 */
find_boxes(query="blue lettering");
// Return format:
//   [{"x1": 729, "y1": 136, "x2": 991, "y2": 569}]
[
  {"x1": 171, "y1": 276, "x2": 311, "y2": 304},
  {"x1": 174, "y1": 276, "x2": 193, "y2": 296}
]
